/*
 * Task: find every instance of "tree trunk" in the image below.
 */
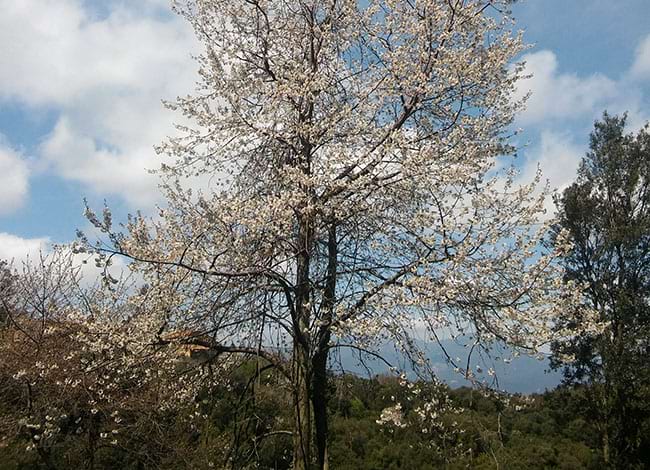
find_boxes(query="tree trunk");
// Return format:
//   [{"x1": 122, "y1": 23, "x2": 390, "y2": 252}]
[
  {"x1": 598, "y1": 380, "x2": 612, "y2": 467},
  {"x1": 292, "y1": 212, "x2": 314, "y2": 470},
  {"x1": 87, "y1": 415, "x2": 99, "y2": 470},
  {"x1": 312, "y1": 222, "x2": 336, "y2": 470},
  {"x1": 312, "y1": 350, "x2": 329, "y2": 470},
  {"x1": 292, "y1": 338, "x2": 312, "y2": 470},
  {"x1": 602, "y1": 425, "x2": 610, "y2": 467}
]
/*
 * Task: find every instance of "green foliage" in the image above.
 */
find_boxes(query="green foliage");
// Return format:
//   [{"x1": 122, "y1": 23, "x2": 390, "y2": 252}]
[
  {"x1": 552, "y1": 112, "x2": 650, "y2": 468},
  {"x1": 0, "y1": 367, "x2": 644, "y2": 469}
]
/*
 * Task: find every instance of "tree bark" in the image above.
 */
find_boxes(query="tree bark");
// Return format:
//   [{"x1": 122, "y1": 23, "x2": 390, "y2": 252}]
[
  {"x1": 602, "y1": 424, "x2": 610, "y2": 466},
  {"x1": 292, "y1": 212, "x2": 314, "y2": 470},
  {"x1": 312, "y1": 351, "x2": 329, "y2": 470},
  {"x1": 313, "y1": 222, "x2": 337, "y2": 470},
  {"x1": 292, "y1": 341, "x2": 312, "y2": 470}
]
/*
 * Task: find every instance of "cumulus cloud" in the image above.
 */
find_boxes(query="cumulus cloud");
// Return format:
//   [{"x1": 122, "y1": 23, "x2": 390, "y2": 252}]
[
  {"x1": 518, "y1": 131, "x2": 584, "y2": 217},
  {"x1": 72, "y1": 250, "x2": 134, "y2": 287},
  {"x1": 514, "y1": 51, "x2": 617, "y2": 125},
  {"x1": 522, "y1": 131, "x2": 583, "y2": 193},
  {"x1": 0, "y1": 230, "x2": 133, "y2": 287},
  {"x1": 0, "y1": 141, "x2": 29, "y2": 214},
  {"x1": 512, "y1": 35, "x2": 650, "y2": 211},
  {"x1": 0, "y1": 0, "x2": 200, "y2": 208},
  {"x1": 0, "y1": 1, "x2": 197, "y2": 107},
  {"x1": 0, "y1": 233, "x2": 50, "y2": 263},
  {"x1": 41, "y1": 118, "x2": 161, "y2": 207},
  {"x1": 630, "y1": 34, "x2": 650, "y2": 80},
  {"x1": 514, "y1": 41, "x2": 650, "y2": 130}
]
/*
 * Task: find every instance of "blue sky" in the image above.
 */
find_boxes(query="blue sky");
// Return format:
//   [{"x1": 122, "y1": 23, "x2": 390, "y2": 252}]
[{"x1": 0, "y1": 0, "x2": 649, "y2": 262}]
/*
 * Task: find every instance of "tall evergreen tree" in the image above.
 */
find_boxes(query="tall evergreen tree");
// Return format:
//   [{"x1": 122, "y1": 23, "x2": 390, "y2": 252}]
[{"x1": 552, "y1": 112, "x2": 650, "y2": 468}]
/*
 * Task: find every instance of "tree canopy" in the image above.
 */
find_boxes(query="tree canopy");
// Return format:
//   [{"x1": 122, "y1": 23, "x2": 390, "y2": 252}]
[{"x1": 76, "y1": 1, "x2": 587, "y2": 468}]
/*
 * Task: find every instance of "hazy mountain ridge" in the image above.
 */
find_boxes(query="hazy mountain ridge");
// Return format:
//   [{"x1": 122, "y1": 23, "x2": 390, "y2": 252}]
[{"x1": 336, "y1": 339, "x2": 562, "y2": 394}]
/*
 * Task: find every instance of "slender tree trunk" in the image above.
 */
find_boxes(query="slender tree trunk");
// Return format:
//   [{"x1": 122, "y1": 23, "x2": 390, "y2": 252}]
[
  {"x1": 292, "y1": 213, "x2": 314, "y2": 470},
  {"x1": 598, "y1": 375, "x2": 613, "y2": 467},
  {"x1": 87, "y1": 414, "x2": 99, "y2": 470},
  {"x1": 602, "y1": 425, "x2": 611, "y2": 467},
  {"x1": 35, "y1": 442, "x2": 56, "y2": 470},
  {"x1": 292, "y1": 340, "x2": 312, "y2": 470},
  {"x1": 313, "y1": 222, "x2": 337, "y2": 470},
  {"x1": 312, "y1": 351, "x2": 329, "y2": 470}
]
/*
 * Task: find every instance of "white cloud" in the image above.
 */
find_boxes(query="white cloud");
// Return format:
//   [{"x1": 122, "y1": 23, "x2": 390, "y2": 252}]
[
  {"x1": 0, "y1": 0, "x2": 200, "y2": 208},
  {"x1": 0, "y1": 230, "x2": 133, "y2": 286},
  {"x1": 0, "y1": 1, "x2": 196, "y2": 107},
  {"x1": 523, "y1": 131, "x2": 583, "y2": 193},
  {"x1": 72, "y1": 250, "x2": 134, "y2": 287},
  {"x1": 519, "y1": 131, "x2": 584, "y2": 217},
  {"x1": 41, "y1": 117, "x2": 161, "y2": 207},
  {"x1": 512, "y1": 37, "x2": 650, "y2": 212},
  {"x1": 514, "y1": 51, "x2": 617, "y2": 125},
  {"x1": 514, "y1": 42, "x2": 650, "y2": 131},
  {"x1": 0, "y1": 233, "x2": 50, "y2": 263},
  {"x1": 630, "y1": 34, "x2": 650, "y2": 80},
  {"x1": 0, "y1": 141, "x2": 29, "y2": 214}
]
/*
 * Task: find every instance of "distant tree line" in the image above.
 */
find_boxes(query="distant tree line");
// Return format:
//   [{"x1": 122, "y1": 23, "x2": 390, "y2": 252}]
[{"x1": 2, "y1": 362, "x2": 648, "y2": 469}]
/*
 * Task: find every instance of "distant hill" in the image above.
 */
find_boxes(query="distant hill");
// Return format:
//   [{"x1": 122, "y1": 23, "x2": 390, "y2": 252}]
[{"x1": 334, "y1": 338, "x2": 562, "y2": 394}]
